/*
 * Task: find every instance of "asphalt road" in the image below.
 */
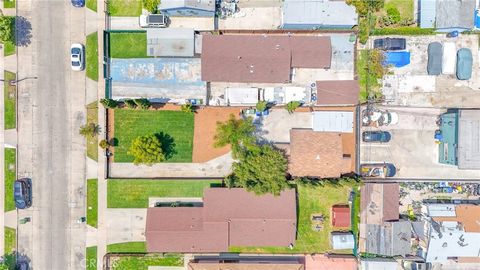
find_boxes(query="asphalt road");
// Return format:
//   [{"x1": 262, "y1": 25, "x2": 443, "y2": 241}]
[{"x1": 16, "y1": 1, "x2": 87, "y2": 269}]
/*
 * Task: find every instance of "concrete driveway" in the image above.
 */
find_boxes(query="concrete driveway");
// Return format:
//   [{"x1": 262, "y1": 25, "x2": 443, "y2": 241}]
[
  {"x1": 106, "y1": 209, "x2": 147, "y2": 244},
  {"x1": 360, "y1": 106, "x2": 480, "y2": 179},
  {"x1": 256, "y1": 110, "x2": 312, "y2": 143}
]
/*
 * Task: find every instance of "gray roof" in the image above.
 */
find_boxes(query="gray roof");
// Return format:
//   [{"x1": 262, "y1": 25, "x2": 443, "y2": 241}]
[
  {"x1": 436, "y1": 0, "x2": 475, "y2": 29},
  {"x1": 360, "y1": 258, "x2": 398, "y2": 270},
  {"x1": 365, "y1": 221, "x2": 411, "y2": 256},
  {"x1": 159, "y1": 0, "x2": 215, "y2": 12},
  {"x1": 330, "y1": 232, "x2": 355, "y2": 250},
  {"x1": 458, "y1": 110, "x2": 480, "y2": 169},
  {"x1": 146, "y1": 28, "x2": 194, "y2": 57},
  {"x1": 282, "y1": 0, "x2": 358, "y2": 27},
  {"x1": 419, "y1": 0, "x2": 436, "y2": 28}
]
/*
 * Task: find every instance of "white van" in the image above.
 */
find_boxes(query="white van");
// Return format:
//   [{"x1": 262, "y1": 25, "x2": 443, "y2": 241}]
[{"x1": 442, "y1": 42, "x2": 456, "y2": 75}]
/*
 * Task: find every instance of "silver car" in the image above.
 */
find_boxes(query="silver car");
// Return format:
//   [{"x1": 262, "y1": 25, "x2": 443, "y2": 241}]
[{"x1": 70, "y1": 43, "x2": 84, "y2": 71}]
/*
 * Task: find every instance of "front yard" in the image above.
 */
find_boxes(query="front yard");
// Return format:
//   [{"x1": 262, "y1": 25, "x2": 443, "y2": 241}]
[
  {"x1": 230, "y1": 180, "x2": 359, "y2": 253},
  {"x1": 107, "y1": 179, "x2": 221, "y2": 208},
  {"x1": 108, "y1": 0, "x2": 142, "y2": 17},
  {"x1": 4, "y1": 70, "x2": 16, "y2": 129},
  {"x1": 4, "y1": 148, "x2": 16, "y2": 212},
  {"x1": 86, "y1": 246, "x2": 97, "y2": 270},
  {"x1": 86, "y1": 32, "x2": 98, "y2": 81},
  {"x1": 4, "y1": 226, "x2": 15, "y2": 254},
  {"x1": 109, "y1": 32, "x2": 147, "y2": 58},
  {"x1": 107, "y1": 241, "x2": 146, "y2": 253},
  {"x1": 113, "y1": 110, "x2": 194, "y2": 163},
  {"x1": 86, "y1": 102, "x2": 98, "y2": 161},
  {"x1": 110, "y1": 254, "x2": 183, "y2": 270},
  {"x1": 87, "y1": 179, "x2": 98, "y2": 228}
]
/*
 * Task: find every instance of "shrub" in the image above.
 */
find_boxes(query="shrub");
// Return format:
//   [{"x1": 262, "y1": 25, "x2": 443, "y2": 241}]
[
  {"x1": 181, "y1": 104, "x2": 195, "y2": 113},
  {"x1": 256, "y1": 101, "x2": 267, "y2": 112},
  {"x1": 128, "y1": 134, "x2": 165, "y2": 165},
  {"x1": 100, "y1": 98, "x2": 118, "y2": 109},
  {"x1": 386, "y1": 7, "x2": 401, "y2": 24},
  {"x1": 371, "y1": 27, "x2": 436, "y2": 36},
  {"x1": 142, "y1": 0, "x2": 160, "y2": 13},
  {"x1": 286, "y1": 101, "x2": 301, "y2": 114},
  {"x1": 79, "y1": 123, "x2": 100, "y2": 138},
  {"x1": 0, "y1": 16, "x2": 14, "y2": 43},
  {"x1": 133, "y1": 98, "x2": 151, "y2": 110},
  {"x1": 124, "y1": 99, "x2": 137, "y2": 109},
  {"x1": 99, "y1": 139, "x2": 110, "y2": 149}
]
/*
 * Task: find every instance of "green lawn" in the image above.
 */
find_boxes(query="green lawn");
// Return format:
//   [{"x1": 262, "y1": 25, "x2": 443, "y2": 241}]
[
  {"x1": 230, "y1": 180, "x2": 359, "y2": 253},
  {"x1": 87, "y1": 179, "x2": 98, "y2": 228},
  {"x1": 86, "y1": 246, "x2": 97, "y2": 270},
  {"x1": 107, "y1": 179, "x2": 221, "y2": 208},
  {"x1": 385, "y1": 0, "x2": 414, "y2": 20},
  {"x1": 86, "y1": 0, "x2": 97, "y2": 12},
  {"x1": 357, "y1": 50, "x2": 382, "y2": 103},
  {"x1": 87, "y1": 102, "x2": 98, "y2": 161},
  {"x1": 107, "y1": 242, "x2": 146, "y2": 253},
  {"x1": 86, "y1": 32, "x2": 98, "y2": 81},
  {"x1": 108, "y1": 0, "x2": 142, "y2": 17},
  {"x1": 351, "y1": 188, "x2": 361, "y2": 252},
  {"x1": 3, "y1": 0, "x2": 15, "y2": 8},
  {"x1": 113, "y1": 110, "x2": 194, "y2": 163},
  {"x1": 4, "y1": 227, "x2": 15, "y2": 253},
  {"x1": 4, "y1": 41, "x2": 15, "y2": 56},
  {"x1": 109, "y1": 32, "x2": 147, "y2": 58},
  {"x1": 111, "y1": 255, "x2": 183, "y2": 270},
  {"x1": 4, "y1": 148, "x2": 16, "y2": 212},
  {"x1": 4, "y1": 70, "x2": 16, "y2": 129}
]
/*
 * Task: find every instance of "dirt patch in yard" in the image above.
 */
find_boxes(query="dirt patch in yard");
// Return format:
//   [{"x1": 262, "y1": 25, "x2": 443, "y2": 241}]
[{"x1": 192, "y1": 107, "x2": 244, "y2": 163}]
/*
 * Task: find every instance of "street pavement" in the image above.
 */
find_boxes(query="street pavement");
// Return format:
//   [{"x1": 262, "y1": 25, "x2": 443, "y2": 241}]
[{"x1": 16, "y1": 1, "x2": 87, "y2": 269}]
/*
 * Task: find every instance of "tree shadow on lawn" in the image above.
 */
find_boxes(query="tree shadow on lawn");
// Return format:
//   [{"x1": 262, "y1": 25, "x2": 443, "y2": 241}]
[{"x1": 155, "y1": 132, "x2": 177, "y2": 160}]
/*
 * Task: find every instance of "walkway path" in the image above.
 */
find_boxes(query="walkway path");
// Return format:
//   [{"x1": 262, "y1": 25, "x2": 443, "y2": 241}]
[{"x1": 105, "y1": 208, "x2": 146, "y2": 244}]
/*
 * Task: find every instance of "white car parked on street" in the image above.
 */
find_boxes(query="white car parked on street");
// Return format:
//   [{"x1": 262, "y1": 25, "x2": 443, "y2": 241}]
[{"x1": 70, "y1": 43, "x2": 84, "y2": 71}]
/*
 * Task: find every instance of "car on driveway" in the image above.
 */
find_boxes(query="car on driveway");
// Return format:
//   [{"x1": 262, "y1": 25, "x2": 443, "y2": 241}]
[
  {"x1": 427, "y1": 42, "x2": 442, "y2": 75},
  {"x1": 374, "y1": 38, "x2": 406, "y2": 51},
  {"x1": 70, "y1": 43, "x2": 84, "y2": 71},
  {"x1": 360, "y1": 163, "x2": 397, "y2": 178},
  {"x1": 14, "y1": 178, "x2": 32, "y2": 209},
  {"x1": 71, "y1": 0, "x2": 85, "y2": 7},
  {"x1": 456, "y1": 48, "x2": 473, "y2": 80},
  {"x1": 362, "y1": 131, "x2": 391, "y2": 142}
]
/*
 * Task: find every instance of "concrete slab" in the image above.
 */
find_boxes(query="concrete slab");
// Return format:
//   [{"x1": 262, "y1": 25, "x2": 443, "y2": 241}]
[
  {"x1": 256, "y1": 110, "x2": 312, "y2": 143},
  {"x1": 85, "y1": 8, "x2": 98, "y2": 35},
  {"x1": 86, "y1": 157, "x2": 97, "y2": 180},
  {"x1": 169, "y1": 17, "x2": 214, "y2": 31},
  {"x1": 4, "y1": 129, "x2": 16, "y2": 148},
  {"x1": 105, "y1": 208, "x2": 147, "y2": 244},
  {"x1": 218, "y1": 7, "x2": 281, "y2": 30},
  {"x1": 86, "y1": 78, "x2": 98, "y2": 105},
  {"x1": 110, "y1": 17, "x2": 142, "y2": 30},
  {"x1": 109, "y1": 152, "x2": 233, "y2": 178},
  {"x1": 4, "y1": 210, "x2": 17, "y2": 228}
]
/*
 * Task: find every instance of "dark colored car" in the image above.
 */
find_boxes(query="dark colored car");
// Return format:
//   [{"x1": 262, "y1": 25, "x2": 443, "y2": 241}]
[
  {"x1": 14, "y1": 178, "x2": 32, "y2": 209},
  {"x1": 71, "y1": 0, "x2": 85, "y2": 7},
  {"x1": 374, "y1": 38, "x2": 406, "y2": 51},
  {"x1": 427, "y1": 42, "x2": 443, "y2": 75},
  {"x1": 360, "y1": 163, "x2": 397, "y2": 178},
  {"x1": 16, "y1": 261, "x2": 29, "y2": 270},
  {"x1": 362, "y1": 131, "x2": 391, "y2": 142},
  {"x1": 456, "y1": 48, "x2": 473, "y2": 80}
]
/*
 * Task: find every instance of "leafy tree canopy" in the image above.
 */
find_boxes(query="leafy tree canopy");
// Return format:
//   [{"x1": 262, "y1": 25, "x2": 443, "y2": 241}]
[
  {"x1": 128, "y1": 134, "x2": 165, "y2": 165},
  {"x1": 214, "y1": 114, "x2": 256, "y2": 158}
]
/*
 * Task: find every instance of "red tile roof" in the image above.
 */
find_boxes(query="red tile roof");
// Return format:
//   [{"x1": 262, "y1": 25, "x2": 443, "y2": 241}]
[
  {"x1": 201, "y1": 34, "x2": 331, "y2": 83},
  {"x1": 146, "y1": 188, "x2": 297, "y2": 252},
  {"x1": 332, "y1": 205, "x2": 351, "y2": 227},
  {"x1": 288, "y1": 129, "x2": 352, "y2": 178},
  {"x1": 316, "y1": 80, "x2": 360, "y2": 105}
]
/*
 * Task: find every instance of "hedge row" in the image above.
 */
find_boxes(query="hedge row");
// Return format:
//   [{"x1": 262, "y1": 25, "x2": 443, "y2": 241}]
[{"x1": 371, "y1": 27, "x2": 436, "y2": 36}]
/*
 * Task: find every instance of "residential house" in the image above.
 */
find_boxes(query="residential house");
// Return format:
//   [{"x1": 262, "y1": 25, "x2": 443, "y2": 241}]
[
  {"x1": 201, "y1": 34, "x2": 332, "y2": 83},
  {"x1": 145, "y1": 188, "x2": 297, "y2": 252},
  {"x1": 360, "y1": 183, "x2": 400, "y2": 225},
  {"x1": 424, "y1": 204, "x2": 480, "y2": 263},
  {"x1": 315, "y1": 80, "x2": 360, "y2": 106},
  {"x1": 282, "y1": 0, "x2": 358, "y2": 29},
  {"x1": 363, "y1": 221, "x2": 412, "y2": 256},
  {"x1": 360, "y1": 258, "x2": 399, "y2": 270},
  {"x1": 159, "y1": 0, "x2": 216, "y2": 17},
  {"x1": 419, "y1": 0, "x2": 476, "y2": 32},
  {"x1": 304, "y1": 254, "x2": 357, "y2": 270}
]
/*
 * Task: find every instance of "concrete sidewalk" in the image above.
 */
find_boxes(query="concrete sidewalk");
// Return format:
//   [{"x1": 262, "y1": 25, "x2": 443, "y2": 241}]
[{"x1": 109, "y1": 152, "x2": 233, "y2": 178}]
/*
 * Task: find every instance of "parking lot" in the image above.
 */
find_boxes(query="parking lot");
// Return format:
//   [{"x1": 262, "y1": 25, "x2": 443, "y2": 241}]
[
  {"x1": 368, "y1": 34, "x2": 480, "y2": 107},
  {"x1": 360, "y1": 106, "x2": 480, "y2": 179}
]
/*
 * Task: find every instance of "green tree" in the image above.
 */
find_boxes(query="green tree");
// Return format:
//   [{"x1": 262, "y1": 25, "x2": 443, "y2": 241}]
[
  {"x1": 143, "y1": 0, "x2": 160, "y2": 13},
  {"x1": 133, "y1": 98, "x2": 151, "y2": 110},
  {"x1": 124, "y1": 99, "x2": 137, "y2": 109},
  {"x1": 230, "y1": 144, "x2": 289, "y2": 195},
  {"x1": 0, "y1": 16, "x2": 14, "y2": 43},
  {"x1": 128, "y1": 134, "x2": 165, "y2": 165},
  {"x1": 386, "y1": 7, "x2": 401, "y2": 24},
  {"x1": 256, "y1": 100, "x2": 267, "y2": 112},
  {"x1": 214, "y1": 114, "x2": 256, "y2": 158},
  {"x1": 0, "y1": 264, "x2": 8, "y2": 270},
  {"x1": 286, "y1": 101, "x2": 301, "y2": 114},
  {"x1": 79, "y1": 123, "x2": 100, "y2": 138},
  {"x1": 100, "y1": 98, "x2": 118, "y2": 109}
]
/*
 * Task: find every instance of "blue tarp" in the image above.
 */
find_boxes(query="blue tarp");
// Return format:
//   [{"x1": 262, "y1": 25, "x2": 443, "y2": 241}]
[
  {"x1": 384, "y1": 51, "x2": 411, "y2": 67},
  {"x1": 475, "y1": 10, "x2": 480, "y2": 28}
]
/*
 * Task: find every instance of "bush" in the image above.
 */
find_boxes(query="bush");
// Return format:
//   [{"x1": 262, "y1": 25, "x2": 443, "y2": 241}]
[
  {"x1": 181, "y1": 104, "x2": 195, "y2": 113},
  {"x1": 100, "y1": 98, "x2": 118, "y2": 109},
  {"x1": 256, "y1": 100, "x2": 267, "y2": 112},
  {"x1": 286, "y1": 101, "x2": 301, "y2": 114},
  {"x1": 128, "y1": 134, "x2": 165, "y2": 165},
  {"x1": 133, "y1": 98, "x2": 151, "y2": 110},
  {"x1": 142, "y1": 0, "x2": 160, "y2": 13},
  {"x1": 386, "y1": 7, "x2": 400, "y2": 24},
  {"x1": 124, "y1": 99, "x2": 137, "y2": 109},
  {"x1": 371, "y1": 27, "x2": 436, "y2": 36},
  {"x1": 0, "y1": 16, "x2": 14, "y2": 43},
  {"x1": 99, "y1": 139, "x2": 110, "y2": 149},
  {"x1": 80, "y1": 123, "x2": 100, "y2": 138}
]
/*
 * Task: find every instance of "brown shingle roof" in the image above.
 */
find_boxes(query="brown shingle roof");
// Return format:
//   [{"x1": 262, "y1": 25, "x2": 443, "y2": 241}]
[
  {"x1": 332, "y1": 205, "x2": 351, "y2": 227},
  {"x1": 201, "y1": 34, "x2": 331, "y2": 83},
  {"x1": 146, "y1": 188, "x2": 297, "y2": 253},
  {"x1": 288, "y1": 129, "x2": 351, "y2": 178},
  {"x1": 433, "y1": 205, "x2": 480, "y2": 233},
  {"x1": 316, "y1": 80, "x2": 360, "y2": 105},
  {"x1": 360, "y1": 183, "x2": 399, "y2": 225}
]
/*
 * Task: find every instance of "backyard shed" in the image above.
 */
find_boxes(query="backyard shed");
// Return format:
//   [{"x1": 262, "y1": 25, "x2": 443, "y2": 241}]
[
  {"x1": 282, "y1": 0, "x2": 358, "y2": 29},
  {"x1": 147, "y1": 28, "x2": 195, "y2": 57},
  {"x1": 330, "y1": 232, "x2": 355, "y2": 250},
  {"x1": 331, "y1": 205, "x2": 351, "y2": 227},
  {"x1": 312, "y1": 111, "x2": 353, "y2": 133},
  {"x1": 159, "y1": 0, "x2": 215, "y2": 17}
]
